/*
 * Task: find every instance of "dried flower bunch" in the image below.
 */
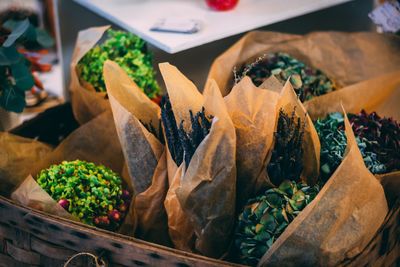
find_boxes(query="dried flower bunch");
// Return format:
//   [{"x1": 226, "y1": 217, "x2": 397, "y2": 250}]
[
  {"x1": 178, "y1": 107, "x2": 213, "y2": 167},
  {"x1": 236, "y1": 52, "x2": 336, "y2": 102},
  {"x1": 140, "y1": 119, "x2": 164, "y2": 144},
  {"x1": 235, "y1": 109, "x2": 317, "y2": 266},
  {"x1": 315, "y1": 110, "x2": 399, "y2": 180},
  {"x1": 161, "y1": 95, "x2": 183, "y2": 165},
  {"x1": 267, "y1": 108, "x2": 305, "y2": 186},
  {"x1": 161, "y1": 95, "x2": 213, "y2": 167},
  {"x1": 77, "y1": 29, "x2": 160, "y2": 99},
  {"x1": 349, "y1": 110, "x2": 400, "y2": 173},
  {"x1": 37, "y1": 160, "x2": 130, "y2": 231}
]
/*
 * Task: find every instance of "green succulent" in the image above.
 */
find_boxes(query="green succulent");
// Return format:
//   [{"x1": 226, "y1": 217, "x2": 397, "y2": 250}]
[
  {"x1": 77, "y1": 29, "x2": 160, "y2": 99},
  {"x1": 37, "y1": 160, "x2": 131, "y2": 231},
  {"x1": 315, "y1": 112, "x2": 386, "y2": 182},
  {"x1": 235, "y1": 180, "x2": 319, "y2": 266},
  {"x1": 237, "y1": 52, "x2": 336, "y2": 102}
]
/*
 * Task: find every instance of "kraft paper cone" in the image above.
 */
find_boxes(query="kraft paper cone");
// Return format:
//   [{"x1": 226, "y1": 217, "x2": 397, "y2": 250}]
[
  {"x1": 305, "y1": 71, "x2": 400, "y2": 190},
  {"x1": 224, "y1": 76, "x2": 280, "y2": 208},
  {"x1": 208, "y1": 31, "x2": 400, "y2": 98},
  {"x1": 70, "y1": 26, "x2": 110, "y2": 125},
  {"x1": 259, "y1": 110, "x2": 388, "y2": 267},
  {"x1": 160, "y1": 63, "x2": 236, "y2": 258},
  {"x1": 11, "y1": 112, "x2": 136, "y2": 235},
  {"x1": 104, "y1": 60, "x2": 170, "y2": 245},
  {"x1": 306, "y1": 70, "x2": 400, "y2": 215},
  {"x1": 159, "y1": 62, "x2": 203, "y2": 251}
]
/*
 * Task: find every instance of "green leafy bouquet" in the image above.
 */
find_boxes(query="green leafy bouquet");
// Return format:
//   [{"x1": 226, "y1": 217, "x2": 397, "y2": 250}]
[{"x1": 77, "y1": 29, "x2": 161, "y2": 100}]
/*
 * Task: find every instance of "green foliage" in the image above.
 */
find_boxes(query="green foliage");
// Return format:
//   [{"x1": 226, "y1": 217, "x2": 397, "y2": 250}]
[
  {"x1": 77, "y1": 29, "x2": 160, "y2": 99},
  {"x1": 0, "y1": 19, "x2": 54, "y2": 112},
  {"x1": 37, "y1": 160, "x2": 130, "y2": 231},
  {"x1": 235, "y1": 180, "x2": 319, "y2": 266},
  {"x1": 237, "y1": 52, "x2": 336, "y2": 102},
  {"x1": 315, "y1": 112, "x2": 386, "y2": 181}
]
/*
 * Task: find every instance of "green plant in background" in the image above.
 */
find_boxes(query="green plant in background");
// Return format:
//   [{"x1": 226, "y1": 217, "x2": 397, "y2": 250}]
[
  {"x1": 235, "y1": 108, "x2": 318, "y2": 266},
  {"x1": 37, "y1": 160, "x2": 130, "y2": 231},
  {"x1": 315, "y1": 112, "x2": 387, "y2": 181},
  {"x1": 236, "y1": 52, "x2": 336, "y2": 102},
  {"x1": 0, "y1": 19, "x2": 54, "y2": 112},
  {"x1": 78, "y1": 29, "x2": 161, "y2": 99}
]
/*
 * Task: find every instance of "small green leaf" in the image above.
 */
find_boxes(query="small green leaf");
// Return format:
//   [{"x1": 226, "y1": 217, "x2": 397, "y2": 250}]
[
  {"x1": 3, "y1": 19, "x2": 29, "y2": 47},
  {"x1": 0, "y1": 86, "x2": 26, "y2": 112},
  {"x1": 35, "y1": 28, "x2": 54, "y2": 48},
  {"x1": 11, "y1": 61, "x2": 34, "y2": 91},
  {"x1": 0, "y1": 46, "x2": 22, "y2": 66}
]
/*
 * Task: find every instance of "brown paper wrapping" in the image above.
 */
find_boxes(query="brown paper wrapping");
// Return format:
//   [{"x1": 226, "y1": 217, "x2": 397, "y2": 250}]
[
  {"x1": 208, "y1": 31, "x2": 400, "y2": 98},
  {"x1": 10, "y1": 111, "x2": 137, "y2": 235},
  {"x1": 259, "y1": 110, "x2": 388, "y2": 267},
  {"x1": 304, "y1": 70, "x2": 400, "y2": 121},
  {"x1": 103, "y1": 60, "x2": 170, "y2": 245},
  {"x1": 224, "y1": 76, "x2": 279, "y2": 208},
  {"x1": 305, "y1": 69, "x2": 400, "y2": 217},
  {"x1": 159, "y1": 62, "x2": 202, "y2": 251},
  {"x1": 159, "y1": 63, "x2": 237, "y2": 258},
  {"x1": 0, "y1": 133, "x2": 52, "y2": 196},
  {"x1": 70, "y1": 26, "x2": 111, "y2": 125},
  {"x1": 11, "y1": 175, "x2": 76, "y2": 221}
]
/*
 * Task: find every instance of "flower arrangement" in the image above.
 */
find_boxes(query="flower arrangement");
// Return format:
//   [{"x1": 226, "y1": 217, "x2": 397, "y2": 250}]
[
  {"x1": 77, "y1": 29, "x2": 161, "y2": 101},
  {"x1": 37, "y1": 160, "x2": 130, "y2": 231}
]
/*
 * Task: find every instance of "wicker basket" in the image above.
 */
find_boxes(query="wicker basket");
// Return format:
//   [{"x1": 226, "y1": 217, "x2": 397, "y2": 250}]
[{"x1": 1, "y1": 104, "x2": 399, "y2": 266}]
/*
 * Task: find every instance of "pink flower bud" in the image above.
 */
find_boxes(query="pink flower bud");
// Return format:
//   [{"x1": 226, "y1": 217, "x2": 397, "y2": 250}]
[{"x1": 58, "y1": 199, "x2": 69, "y2": 209}]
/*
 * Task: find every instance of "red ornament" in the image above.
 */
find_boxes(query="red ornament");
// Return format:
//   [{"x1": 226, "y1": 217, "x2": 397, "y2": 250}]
[{"x1": 206, "y1": 0, "x2": 239, "y2": 11}]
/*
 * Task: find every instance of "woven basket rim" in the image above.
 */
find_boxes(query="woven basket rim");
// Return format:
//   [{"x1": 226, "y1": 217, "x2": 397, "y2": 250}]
[{"x1": 0, "y1": 195, "x2": 244, "y2": 266}]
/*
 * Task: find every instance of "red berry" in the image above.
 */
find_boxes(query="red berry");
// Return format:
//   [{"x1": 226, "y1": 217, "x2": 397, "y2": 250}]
[
  {"x1": 206, "y1": 0, "x2": 239, "y2": 11},
  {"x1": 108, "y1": 210, "x2": 121, "y2": 222},
  {"x1": 94, "y1": 216, "x2": 110, "y2": 226},
  {"x1": 58, "y1": 199, "x2": 69, "y2": 209}
]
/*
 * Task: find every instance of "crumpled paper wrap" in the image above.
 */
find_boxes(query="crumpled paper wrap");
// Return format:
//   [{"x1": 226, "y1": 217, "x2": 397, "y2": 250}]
[
  {"x1": 224, "y1": 76, "x2": 280, "y2": 208},
  {"x1": 69, "y1": 25, "x2": 111, "y2": 125},
  {"x1": 305, "y1": 68, "x2": 400, "y2": 219},
  {"x1": 0, "y1": 133, "x2": 52, "y2": 196},
  {"x1": 259, "y1": 109, "x2": 388, "y2": 267},
  {"x1": 103, "y1": 60, "x2": 170, "y2": 246},
  {"x1": 9, "y1": 112, "x2": 136, "y2": 235},
  {"x1": 207, "y1": 31, "x2": 400, "y2": 97},
  {"x1": 159, "y1": 63, "x2": 237, "y2": 258}
]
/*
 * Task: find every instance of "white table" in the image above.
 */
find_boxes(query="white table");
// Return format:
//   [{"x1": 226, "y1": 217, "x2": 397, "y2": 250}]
[
  {"x1": 56, "y1": 0, "x2": 372, "y2": 96},
  {"x1": 73, "y1": 0, "x2": 353, "y2": 54}
]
